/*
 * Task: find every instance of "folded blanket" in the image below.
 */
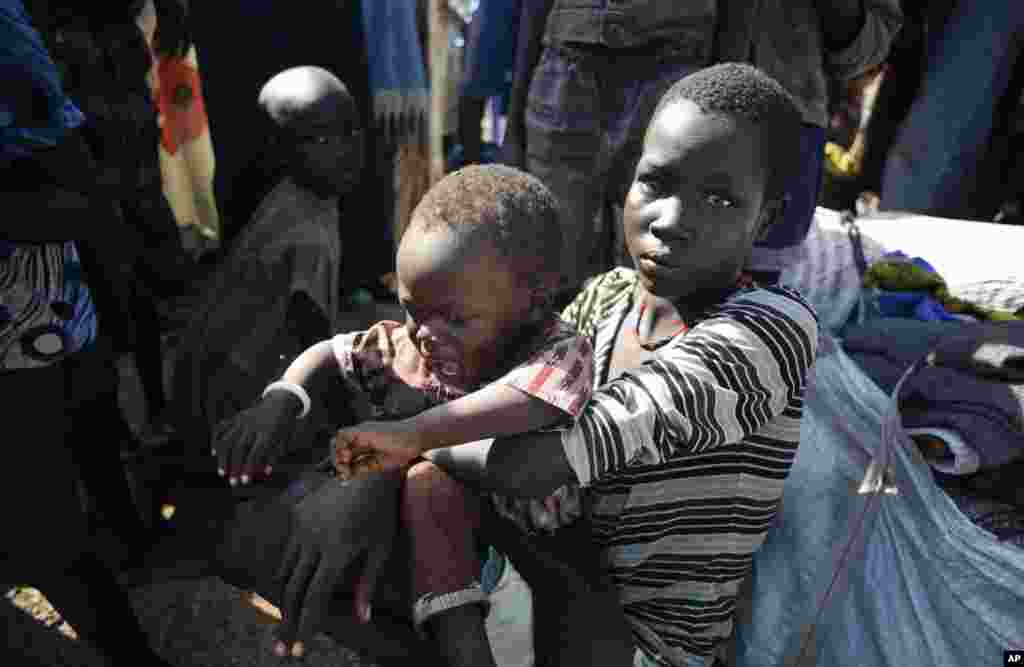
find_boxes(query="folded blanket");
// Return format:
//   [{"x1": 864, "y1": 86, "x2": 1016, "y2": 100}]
[
  {"x1": 842, "y1": 318, "x2": 1024, "y2": 469},
  {"x1": 864, "y1": 251, "x2": 1023, "y2": 321}
]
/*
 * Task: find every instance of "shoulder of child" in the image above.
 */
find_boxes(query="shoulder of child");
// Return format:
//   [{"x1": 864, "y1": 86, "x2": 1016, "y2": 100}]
[
  {"x1": 699, "y1": 284, "x2": 820, "y2": 361},
  {"x1": 722, "y1": 284, "x2": 819, "y2": 327},
  {"x1": 560, "y1": 267, "x2": 637, "y2": 334}
]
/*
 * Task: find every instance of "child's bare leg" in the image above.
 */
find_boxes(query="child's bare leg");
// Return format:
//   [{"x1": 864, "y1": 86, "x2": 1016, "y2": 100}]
[{"x1": 404, "y1": 461, "x2": 497, "y2": 667}]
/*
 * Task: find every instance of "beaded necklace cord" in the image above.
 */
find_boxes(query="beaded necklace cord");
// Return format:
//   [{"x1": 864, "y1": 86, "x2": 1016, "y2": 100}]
[{"x1": 631, "y1": 272, "x2": 756, "y2": 350}]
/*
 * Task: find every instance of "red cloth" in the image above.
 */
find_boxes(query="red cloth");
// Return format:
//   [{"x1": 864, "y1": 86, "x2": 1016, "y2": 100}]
[{"x1": 156, "y1": 55, "x2": 208, "y2": 154}]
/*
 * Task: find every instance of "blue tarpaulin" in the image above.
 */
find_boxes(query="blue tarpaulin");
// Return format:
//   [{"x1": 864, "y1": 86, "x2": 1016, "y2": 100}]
[{"x1": 735, "y1": 335, "x2": 1024, "y2": 666}]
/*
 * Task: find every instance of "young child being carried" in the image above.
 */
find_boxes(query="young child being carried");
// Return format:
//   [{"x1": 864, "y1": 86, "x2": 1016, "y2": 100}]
[{"x1": 212, "y1": 163, "x2": 592, "y2": 664}]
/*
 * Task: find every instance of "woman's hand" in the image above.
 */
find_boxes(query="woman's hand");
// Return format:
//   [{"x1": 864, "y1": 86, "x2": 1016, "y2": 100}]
[
  {"x1": 332, "y1": 420, "x2": 424, "y2": 479},
  {"x1": 273, "y1": 468, "x2": 400, "y2": 658},
  {"x1": 211, "y1": 391, "x2": 302, "y2": 486}
]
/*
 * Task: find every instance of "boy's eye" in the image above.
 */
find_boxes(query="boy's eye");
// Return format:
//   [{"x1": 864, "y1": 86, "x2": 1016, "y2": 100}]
[
  {"x1": 704, "y1": 192, "x2": 735, "y2": 209},
  {"x1": 635, "y1": 175, "x2": 664, "y2": 198},
  {"x1": 446, "y1": 313, "x2": 469, "y2": 327}
]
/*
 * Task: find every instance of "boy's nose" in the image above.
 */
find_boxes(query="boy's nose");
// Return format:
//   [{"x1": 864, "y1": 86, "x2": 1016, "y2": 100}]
[
  {"x1": 648, "y1": 197, "x2": 687, "y2": 239},
  {"x1": 414, "y1": 317, "x2": 447, "y2": 354}
]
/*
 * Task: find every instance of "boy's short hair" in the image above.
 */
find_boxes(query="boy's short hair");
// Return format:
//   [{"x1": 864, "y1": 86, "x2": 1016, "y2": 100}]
[
  {"x1": 653, "y1": 62, "x2": 803, "y2": 201},
  {"x1": 409, "y1": 164, "x2": 562, "y2": 289}
]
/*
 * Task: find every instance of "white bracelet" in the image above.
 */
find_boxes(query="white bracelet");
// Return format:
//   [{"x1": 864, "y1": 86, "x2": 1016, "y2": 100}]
[
  {"x1": 262, "y1": 381, "x2": 311, "y2": 419},
  {"x1": 411, "y1": 583, "x2": 489, "y2": 636}
]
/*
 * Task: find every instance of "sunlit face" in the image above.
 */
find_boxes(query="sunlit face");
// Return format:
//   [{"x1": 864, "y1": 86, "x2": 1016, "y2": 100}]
[
  {"x1": 624, "y1": 99, "x2": 777, "y2": 299},
  {"x1": 395, "y1": 220, "x2": 536, "y2": 389}
]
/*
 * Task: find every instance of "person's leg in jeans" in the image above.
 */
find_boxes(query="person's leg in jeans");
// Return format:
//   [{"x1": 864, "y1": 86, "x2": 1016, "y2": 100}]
[
  {"x1": 748, "y1": 123, "x2": 826, "y2": 283},
  {"x1": 601, "y1": 49, "x2": 701, "y2": 272},
  {"x1": 881, "y1": 1, "x2": 1024, "y2": 219},
  {"x1": 65, "y1": 338, "x2": 149, "y2": 555},
  {"x1": 525, "y1": 45, "x2": 610, "y2": 306}
]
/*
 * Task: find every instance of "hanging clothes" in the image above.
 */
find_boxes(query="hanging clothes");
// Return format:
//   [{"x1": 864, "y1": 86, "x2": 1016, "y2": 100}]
[
  {"x1": 360, "y1": 0, "x2": 430, "y2": 142},
  {"x1": 153, "y1": 44, "x2": 220, "y2": 251}
]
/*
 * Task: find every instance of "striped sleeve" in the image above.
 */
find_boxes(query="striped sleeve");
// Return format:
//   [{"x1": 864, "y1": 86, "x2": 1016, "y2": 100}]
[{"x1": 561, "y1": 287, "x2": 819, "y2": 486}]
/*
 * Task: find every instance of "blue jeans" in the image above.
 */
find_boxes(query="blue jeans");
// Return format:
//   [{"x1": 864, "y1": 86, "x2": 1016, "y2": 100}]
[{"x1": 881, "y1": 0, "x2": 1024, "y2": 219}]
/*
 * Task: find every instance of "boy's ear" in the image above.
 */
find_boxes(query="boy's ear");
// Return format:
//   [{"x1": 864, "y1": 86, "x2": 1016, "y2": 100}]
[{"x1": 754, "y1": 195, "x2": 789, "y2": 242}]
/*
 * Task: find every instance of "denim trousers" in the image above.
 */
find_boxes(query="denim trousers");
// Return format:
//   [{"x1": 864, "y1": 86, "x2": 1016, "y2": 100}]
[
  {"x1": 881, "y1": 0, "x2": 1024, "y2": 219},
  {"x1": 525, "y1": 43, "x2": 702, "y2": 292}
]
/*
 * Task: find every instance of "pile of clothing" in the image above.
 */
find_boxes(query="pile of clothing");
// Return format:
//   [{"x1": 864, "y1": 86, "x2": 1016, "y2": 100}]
[{"x1": 841, "y1": 317, "x2": 1024, "y2": 546}]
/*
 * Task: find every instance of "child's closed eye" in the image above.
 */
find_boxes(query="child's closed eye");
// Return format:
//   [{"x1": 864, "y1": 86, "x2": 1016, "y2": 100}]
[{"x1": 635, "y1": 173, "x2": 667, "y2": 198}]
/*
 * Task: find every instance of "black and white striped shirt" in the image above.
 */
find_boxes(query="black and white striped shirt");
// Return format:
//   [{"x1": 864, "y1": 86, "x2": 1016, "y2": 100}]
[{"x1": 560, "y1": 269, "x2": 819, "y2": 664}]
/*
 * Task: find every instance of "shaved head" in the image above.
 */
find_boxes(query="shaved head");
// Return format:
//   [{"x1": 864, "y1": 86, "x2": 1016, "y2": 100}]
[
  {"x1": 258, "y1": 66, "x2": 356, "y2": 135},
  {"x1": 257, "y1": 66, "x2": 363, "y2": 197}
]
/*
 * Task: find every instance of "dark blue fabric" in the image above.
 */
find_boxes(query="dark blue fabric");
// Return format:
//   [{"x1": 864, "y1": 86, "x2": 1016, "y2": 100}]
[
  {"x1": 0, "y1": 1, "x2": 97, "y2": 368},
  {"x1": 0, "y1": 0, "x2": 84, "y2": 164},
  {"x1": 869, "y1": 251, "x2": 959, "y2": 321},
  {"x1": 736, "y1": 336, "x2": 1024, "y2": 667},
  {"x1": 754, "y1": 123, "x2": 825, "y2": 250},
  {"x1": 460, "y1": 0, "x2": 521, "y2": 104},
  {"x1": 842, "y1": 318, "x2": 1024, "y2": 469},
  {"x1": 881, "y1": 0, "x2": 1024, "y2": 219},
  {"x1": 360, "y1": 0, "x2": 428, "y2": 120}
]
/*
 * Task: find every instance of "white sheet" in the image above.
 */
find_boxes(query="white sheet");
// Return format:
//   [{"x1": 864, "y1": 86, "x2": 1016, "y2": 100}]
[{"x1": 829, "y1": 208, "x2": 1024, "y2": 286}]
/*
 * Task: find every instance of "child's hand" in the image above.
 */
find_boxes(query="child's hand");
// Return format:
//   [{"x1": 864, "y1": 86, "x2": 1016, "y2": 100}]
[
  {"x1": 211, "y1": 392, "x2": 302, "y2": 486},
  {"x1": 332, "y1": 421, "x2": 423, "y2": 479}
]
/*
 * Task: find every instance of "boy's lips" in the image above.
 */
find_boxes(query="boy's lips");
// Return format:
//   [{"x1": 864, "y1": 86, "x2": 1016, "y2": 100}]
[
  {"x1": 419, "y1": 343, "x2": 463, "y2": 379},
  {"x1": 637, "y1": 250, "x2": 684, "y2": 270}
]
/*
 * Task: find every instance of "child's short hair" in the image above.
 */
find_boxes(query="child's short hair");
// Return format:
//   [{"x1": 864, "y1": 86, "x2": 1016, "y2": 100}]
[
  {"x1": 409, "y1": 164, "x2": 562, "y2": 289},
  {"x1": 653, "y1": 63, "x2": 803, "y2": 202}
]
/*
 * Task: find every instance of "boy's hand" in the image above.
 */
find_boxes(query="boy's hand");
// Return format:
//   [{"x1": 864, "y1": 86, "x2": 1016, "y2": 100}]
[
  {"x1": 211, "y1": 392, "x2": 302, "y2": 486},
  {"x1": 333, "y1": 421, "x2": 423, "y2": 479}
]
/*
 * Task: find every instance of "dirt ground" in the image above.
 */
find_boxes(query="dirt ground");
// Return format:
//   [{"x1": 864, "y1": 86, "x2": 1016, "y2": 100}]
[{"x1": 8, "y1": 580, "x2": 377, "y2": 666}]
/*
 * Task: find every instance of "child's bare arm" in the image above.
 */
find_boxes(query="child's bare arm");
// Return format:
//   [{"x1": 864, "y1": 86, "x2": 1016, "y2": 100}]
[
  {"x1": 406, "y1": 382, "x2": 567, "y2": 451},
  {"x1": 279, "y1": 339, "x2": 344, "y2": 410},
  {"x1": 214, "y1": 340, "x2": 343, "y2": 486},
  {"x1": 333, "y1": 383, "x2": 568, "y2": 478}
]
